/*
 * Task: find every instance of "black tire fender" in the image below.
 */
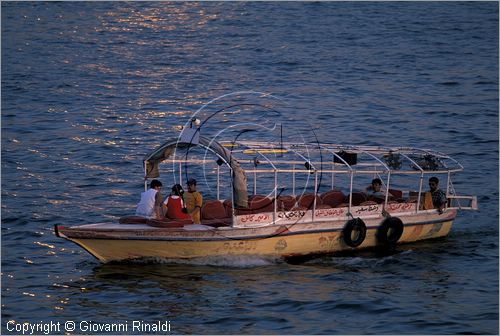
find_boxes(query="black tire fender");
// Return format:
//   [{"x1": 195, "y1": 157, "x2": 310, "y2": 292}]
[
  {"x1": 342, "y1": 218, "x2": 367, "y2": 247},
  {"x1": 376, "y1": 216, "x2": 404, "y2": 245}
]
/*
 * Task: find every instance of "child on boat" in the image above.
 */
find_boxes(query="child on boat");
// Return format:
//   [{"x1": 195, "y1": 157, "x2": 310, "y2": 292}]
[{"x1": 163, "y1": 184, "x2": 191, "y2": 220}]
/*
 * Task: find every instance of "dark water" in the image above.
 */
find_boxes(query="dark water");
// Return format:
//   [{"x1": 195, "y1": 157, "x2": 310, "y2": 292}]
[{"x1": 2, "y1": 2, "x2": 498, "y2": 335}]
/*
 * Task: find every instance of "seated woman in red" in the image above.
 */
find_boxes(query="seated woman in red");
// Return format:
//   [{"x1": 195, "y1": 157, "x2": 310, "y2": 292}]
[{"x1": 163, "y1": 184, "x2": 192, "y2": 221}]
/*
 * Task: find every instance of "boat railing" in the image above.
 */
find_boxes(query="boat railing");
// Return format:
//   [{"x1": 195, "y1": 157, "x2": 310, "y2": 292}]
[
  {"x1": 225, "y1": 194, "x2": 477, "y2": 229},
  {"x1": 447, "y1": 195, "x2": 478, "y2": 210},
  {"x1": 151, "y1": 139, "x2": 476, "y2": 227},
  {"x1": 159, "y1": 158, "x2": 475, "y2": 227}
]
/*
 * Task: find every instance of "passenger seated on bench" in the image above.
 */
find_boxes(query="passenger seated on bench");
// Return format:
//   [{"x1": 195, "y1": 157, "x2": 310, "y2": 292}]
[
  {"x1": 136, "y1": 179, "x2": 164, "y2": 219},
  {"x1": 185, "y1": 178, "x2": 203, "y2": 224},
  {"x1": 163, "y1": 184, "x2": 191, "y2": 220},
  {"x1": 364, "y1": 178, "x2": 394, "y2": 199}
]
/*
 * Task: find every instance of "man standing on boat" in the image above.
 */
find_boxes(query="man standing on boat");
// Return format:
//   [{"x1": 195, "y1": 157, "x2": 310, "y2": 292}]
[
  {"x1": 428, "y1": 176, "x2": 447, "y2": 214},
  {"x1": 185, "y1": 178, "x2": 203, "y2": 224},
  {"x1": 135, "y1": 179, "x2": 164, "y2": 219}
]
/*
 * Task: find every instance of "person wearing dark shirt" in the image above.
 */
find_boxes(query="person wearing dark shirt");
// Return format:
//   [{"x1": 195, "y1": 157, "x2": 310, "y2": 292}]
[{"x1": 429, "y1": 176, "x2": 447, "y2": 213}]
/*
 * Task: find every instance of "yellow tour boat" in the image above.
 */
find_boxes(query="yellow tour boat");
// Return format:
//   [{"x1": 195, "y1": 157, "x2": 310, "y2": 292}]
[{"x1": 55, "y1": 124, "x2": 477, "y2": 263}]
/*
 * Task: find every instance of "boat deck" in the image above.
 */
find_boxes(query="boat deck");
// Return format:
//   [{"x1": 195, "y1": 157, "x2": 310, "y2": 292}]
[{"x1": 71, "y1": 222, "x2": 217, "y2": 231}]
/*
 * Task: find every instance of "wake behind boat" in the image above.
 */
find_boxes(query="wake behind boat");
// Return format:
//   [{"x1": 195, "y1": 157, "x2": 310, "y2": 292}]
[{"x1": 55, "y1": 122, "x2": 477, "y2": 262}]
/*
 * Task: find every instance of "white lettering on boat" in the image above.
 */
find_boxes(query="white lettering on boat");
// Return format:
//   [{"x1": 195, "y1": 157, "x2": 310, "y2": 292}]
[
  {"x1": 315, "y1": 208, "x2": 345, "y2": 217},
  {"x1": 278, "y1": 210, "x2": 307, "y2": 220},
  {"x1": 355, "y1": 205, "x2": 380, "y2": 215},
  {"x1": 234, "y1": 202, "x2": 417, "y2": 227},
  {"x1": 386, "y1": 203, "x2": 416, "y2": 212},
  {"x1": 240, "y1": 214, "x2": 271, "y2": 223}
]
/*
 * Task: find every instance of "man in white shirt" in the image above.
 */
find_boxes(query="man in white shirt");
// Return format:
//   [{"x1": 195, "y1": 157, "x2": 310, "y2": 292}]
[{"x1": 135, "y1": 179, "x2": 163, "y2": 219}]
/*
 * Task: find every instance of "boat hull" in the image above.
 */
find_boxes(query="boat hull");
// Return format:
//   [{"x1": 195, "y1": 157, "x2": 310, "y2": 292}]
[{"x1": 56, "y1": 209, "x2": 456, "y2": 262}]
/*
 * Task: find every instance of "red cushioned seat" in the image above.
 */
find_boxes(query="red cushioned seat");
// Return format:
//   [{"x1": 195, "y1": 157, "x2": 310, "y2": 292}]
[
  {"x1": 296, "y1": 194, "x2": 322, "y2": 209},
  {"x1": 349, "y1": 192, "x2": 368, "y2": 206},
  {"x1": 223, "y1": 199, "x2": 253, "y2": 216},
  {"x1": 146, "y1": 218, "x2": 192, "y2": 228},
  {"x1": 315, "y1": 204, "x2": 332, "y2": 209},
  {"x1": 249, "y1": 195, "x2": 274, "y2": 213},
  {"x1": 388, "y1": 189, "x2": 403, "y2": 199},
  {"x1": 277, "y1": 195, "x2": 296, "y2": 211},
  {"x1": 223, "y1": 199, "x2": 233, "y2": 217},
  {"x1": 201, "y1": 200, "x2": 228, "y2": 220},
  {"x1": 369, "y1": 195, "x2": 386, "y2": 204},
  {"x1": 119, "y1": 215, "x2": 148, "y2": 224},
  {"x1": 321, "y1": 190, "x2": 346, "y2": 208}
]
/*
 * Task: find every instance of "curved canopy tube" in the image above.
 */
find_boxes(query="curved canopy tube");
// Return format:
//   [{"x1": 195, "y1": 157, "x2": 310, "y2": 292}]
[{"x1": 143, "y1": 135, "x2": 248, "y2": 208}]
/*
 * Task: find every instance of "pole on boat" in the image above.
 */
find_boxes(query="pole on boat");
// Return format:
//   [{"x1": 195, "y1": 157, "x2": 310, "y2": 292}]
[
  {"x1": 274, "y1": 169, "x2": 278, "y2": 224},
  {"x1": 252, "y1": 156, "x2": 259, "y2": 195},
  {"x1": 144, "y1": 163, "x2": 148, "y2": 192},
  {"x1": 331, "y1": 159, "x2": 335, "y2": 190},
  {"x1": 216, "y1": 165, "x2": 220, "y2": 200},
  {"x1": 253, "y1": 170, "x2": 257, "y2": 195},
  {"x1": 280, "y1": 123, "x2": 283, "y2": 157},
  {"x1": 312, "y1": 170, "x2": 318, "y2": 222},
  {"x1": 178, "y1": 161, "x2": 182, "y2": 186},
  {"x1": 230, "y1": 167, "x2": 236, "y2": 227},
  {"x1": 417, "y1": 172, "x2": 424, "y2": 213},
  {"x1": 446, "y1": 171, "x2": 451, "y2": 208},
  {"x1": 348, "y1": 171, "x2": 354, "y2": 214},
  {"x1": 384, "y1": 172, "x2": 392, "y2": 207}
]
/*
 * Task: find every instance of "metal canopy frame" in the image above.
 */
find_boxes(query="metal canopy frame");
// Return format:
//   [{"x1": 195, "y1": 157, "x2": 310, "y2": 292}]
[
  {"x1": 152, "y1": 139, "x2": 476, "y2": 223},
  {"x1": 224, "y1": 141, "x2": 464, "y2": 174}
]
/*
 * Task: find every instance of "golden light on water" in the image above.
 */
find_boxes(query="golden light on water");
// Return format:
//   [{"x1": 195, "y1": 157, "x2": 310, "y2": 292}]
[
  {"x1": 99, "y1": 3, "x2": 214, "y2": 34},
  {"x1": 71, "y1": 136, "x2": 118, "y2": 146},
  {"x1": 34, "y1": 242, "x2": 55, "y2": 249}
]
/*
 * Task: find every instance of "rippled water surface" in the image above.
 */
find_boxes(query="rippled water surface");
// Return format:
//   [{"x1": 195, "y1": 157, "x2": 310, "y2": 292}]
[{"x1": 2, "y1": 2, "x2": 498, "y2": 335}]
